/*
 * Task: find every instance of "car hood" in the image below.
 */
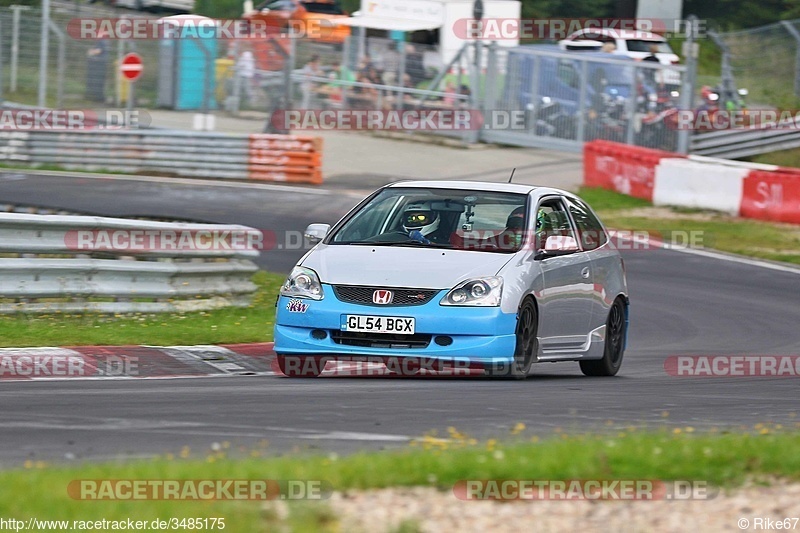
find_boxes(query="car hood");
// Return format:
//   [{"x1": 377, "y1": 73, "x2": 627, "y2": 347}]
[{"x1": 301, "y1": 244, "x2": 515, "y2": 289}]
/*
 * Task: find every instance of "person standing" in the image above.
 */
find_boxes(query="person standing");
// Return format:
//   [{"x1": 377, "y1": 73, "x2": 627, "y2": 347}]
[
  {"x1": 237, "y1": 49, "x2": 257, "y2": 107},
  {"x1": 382, "y1": 41, "x2": 401, "y2": 85},
  {"x1": 301, "y1": 55, "x2": 323, "y2": 109},
  {"x1": 643, "y1": 44, "x2": 660, "y2": 63},
  {"x1": 85, "y1": 31, "x2": 110, "y2": 102}
]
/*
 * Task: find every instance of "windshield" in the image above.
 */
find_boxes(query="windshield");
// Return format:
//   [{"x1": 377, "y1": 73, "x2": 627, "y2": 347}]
[
  {"x1": 626, "y1": 40, "x2": 674, "y2": 54},
  {"x1": 302, "y1": 1, "x2": 345, "y2": 14},
  {"x1": 329, "y1": 187, "x2": 529, "y2": 253}
]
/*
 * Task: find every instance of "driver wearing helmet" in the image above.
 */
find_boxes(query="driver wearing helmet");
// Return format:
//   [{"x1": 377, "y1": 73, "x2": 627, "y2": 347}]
[{"x1": 402, "y1": 202, "x2": 444, "y2": 244}]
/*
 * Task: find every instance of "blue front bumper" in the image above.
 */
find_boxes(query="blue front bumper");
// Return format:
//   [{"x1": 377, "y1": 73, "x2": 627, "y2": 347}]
[{"x1": 274, "y1": 285, "x2": 518, "y2": 364}]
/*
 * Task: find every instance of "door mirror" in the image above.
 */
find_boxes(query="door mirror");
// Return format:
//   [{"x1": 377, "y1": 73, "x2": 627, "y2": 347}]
[
  {"x1": 535, "y1": 235, "x2": 579, "y2": 260},
  {"x1": 304, "y1": 223, "x2": 330, "y2": 243}
]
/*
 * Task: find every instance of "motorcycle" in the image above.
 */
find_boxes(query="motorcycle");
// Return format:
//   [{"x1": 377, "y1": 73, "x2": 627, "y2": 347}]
[{"x1": 526, "y1": 97, "x2": 577, "y2": 139}]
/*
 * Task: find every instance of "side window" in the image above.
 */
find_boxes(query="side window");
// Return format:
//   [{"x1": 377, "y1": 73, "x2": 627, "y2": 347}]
[
  {"x1": 536, "y1": 198, "x2": 577, "y2": 249},
  {"x1": 265, "y1": 0, "x2": 293, "y2": 10},
  {"x1": 332, "y1": 196, "x2": 400, "y2": 242},
  {"x1": 566, "y1": 197, "x2": 608, "y2": 251}
]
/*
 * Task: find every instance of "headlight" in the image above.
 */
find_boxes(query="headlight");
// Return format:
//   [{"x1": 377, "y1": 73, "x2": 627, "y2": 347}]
[
  {"x1": 441, "y1": 277, "x2": 502, "y2": 307},
  {"x1": 280, "y1": 266, "x2": 324, "y2": 300}
]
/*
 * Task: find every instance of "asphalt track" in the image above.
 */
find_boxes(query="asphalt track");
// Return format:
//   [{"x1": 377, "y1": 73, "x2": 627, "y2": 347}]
[{"x1": 0, "y1": 171, "x2": 799, "y2": 465}]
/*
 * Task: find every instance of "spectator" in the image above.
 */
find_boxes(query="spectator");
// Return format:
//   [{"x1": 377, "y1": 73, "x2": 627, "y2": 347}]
[
  {"x1": 237, "y1": 49, "x2": 258, "y2": 106},
  {"x1": 405, "y1": 44, "x2": 426, "y2": 87},
  {"x1": 301, "y1": 54, "x2": 323, "y2": 108},
  {"x1": 643, "y1": 44, "x2": 660, "y2": 62},
  {"x1": 85, "y1": 31, "x2": 110, "y2": 102},
  {"x1": 642, "y1": 45, "x2": 661, "y2": 86},
  {"x1": 443, "y1": 81, "x2": 457, "y2": 106},
  {"x1": 366, "y1": 65, "x2": 382, "y2": 85},
  {"x1": 382, "y1": 42, "x2": 401, "y2": 85},
  {"x1": 332, "y1": 62, "x2": 357, "y2": 84},
  {"x1": 601, "y1": 42, "x2": 616, "y2": 54}
]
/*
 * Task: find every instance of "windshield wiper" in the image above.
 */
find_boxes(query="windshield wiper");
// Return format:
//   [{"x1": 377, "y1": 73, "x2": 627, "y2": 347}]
[
  {"x1": 379, "y1": 241, "x2": 453, "y2": 249},
  {"x1": 337, "y1": 240, "x2": 452, "y2": 248}
]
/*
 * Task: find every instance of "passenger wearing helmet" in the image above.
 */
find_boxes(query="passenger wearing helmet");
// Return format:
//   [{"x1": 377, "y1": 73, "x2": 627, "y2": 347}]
[
  {"x1": 402, "y1": 202, "x2": 444, "y2": 244},
  {"x1": 498, "y1": 206, "x2": 527, "y2": 250}
]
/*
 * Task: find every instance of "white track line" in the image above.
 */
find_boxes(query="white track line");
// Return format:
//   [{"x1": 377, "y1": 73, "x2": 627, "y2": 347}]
[
  {"x1": 612, "y1": 231, "x2": 800, "y2": 275},
  {"x1": 0, "y1": 169, "x2": 363, "y2": 198}
]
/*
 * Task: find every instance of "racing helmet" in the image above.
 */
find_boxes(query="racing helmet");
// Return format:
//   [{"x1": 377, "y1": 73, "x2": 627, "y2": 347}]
[
  {"x1": 402, "y1": 202, "x2": 440, "y2": 236},
  {"x1": 506, "y1": 206, "x2": 526, "y2": 231}
]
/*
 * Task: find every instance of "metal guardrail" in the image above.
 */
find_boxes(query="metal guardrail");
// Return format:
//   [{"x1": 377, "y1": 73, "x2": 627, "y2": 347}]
[
  {"x1": 689, "y1": 115, "x2": 800, "y2": 159},
  {"x1": 0, "y1": 129, "x2": 324, "y2": 184},
  {"x1": 0, "y1": 213, "x2": 260, "y2": 314}
]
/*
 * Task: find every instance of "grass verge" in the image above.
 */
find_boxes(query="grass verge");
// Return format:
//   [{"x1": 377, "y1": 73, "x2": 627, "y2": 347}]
[
  {"x1": 0, "y1": 271, "x2": 283, "y2": 348},
  {"x1": 580, "y1": 187, "x2": 800, "y2": 265},
  {"x1": 0, "y1": 429, "x2": 798, "y2": 530}
]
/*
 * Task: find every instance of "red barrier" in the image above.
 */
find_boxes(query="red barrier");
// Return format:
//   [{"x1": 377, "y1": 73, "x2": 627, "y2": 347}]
[
  {"x1": 584, "y1": 140, "x2": 684, "y2": 201},
  {"x1": 740, "y1": 170, "x2": 800, "y2": 224}
]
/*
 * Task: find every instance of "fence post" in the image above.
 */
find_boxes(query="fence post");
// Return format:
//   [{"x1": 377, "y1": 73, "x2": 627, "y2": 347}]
[
  {"x1": 577, "y1": 59, "x2": 588, "y2": 143},
  {"x1": 708, "y1": 30, "x2": 737, "y2": 108},
  {"x1": 529, "y1": 54, "x2": 540, "y2": 136},
  {"x1": 677, "y1": 15, "x2": 699, "y2": 155},
  {"x1": 780, "y1": 21, "x2": 800, "y2": 98},
  {"x1": 624, "y1": 63, "x2": 637, "y2": 145},
  {"x1": 286, "y1": 32, "x2": 296, "y2": 111},
  {"x1": 0, "y1": 19, "x2": 3, "y2": 104},
  {"x1": 38, "y1": 0, "x2": 51, "y2": 107},
  {"x1": 483, "y1": 41, "x2": 498, "y2": 110},
  {"x1": 396, "y1": 41, "x2": 406, "y2": 111},
  {"x1": 10, "y1": 5, "x2": 30, "y2": 93},
  {"x1": 48, "y1": 20, "x2": 66, "y2": 109}
]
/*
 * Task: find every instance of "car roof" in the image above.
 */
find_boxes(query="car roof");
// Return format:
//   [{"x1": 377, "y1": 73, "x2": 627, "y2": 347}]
[
  {"x1": 514, "y1": 44, "x2": 638, "y2": 62},
  {"x1": 387, "y1": 180, "x2": 541, "y2": 195},
  {"x1": 574, "y1": 28, "x2": 667, "y2": 41}
]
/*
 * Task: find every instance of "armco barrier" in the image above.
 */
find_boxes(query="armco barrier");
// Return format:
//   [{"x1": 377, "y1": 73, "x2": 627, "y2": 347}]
[
  {"x1": 0, "y1": 130, "x2": 323, "y2": 185},
  {"x1": 584, "y1": 140, "x2": 685, "y2": 202},
  {"x1": 0, "y1": 213, "x2": 260, "y2": 314},
  {"x1": 584, "y1": 141, "x2": 800, "y2": 225}
]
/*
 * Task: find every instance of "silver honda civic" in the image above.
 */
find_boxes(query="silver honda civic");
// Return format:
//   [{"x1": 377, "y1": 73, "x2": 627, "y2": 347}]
[{"x1": 274, "y1": 181, "x2": 629, "y2": 379}]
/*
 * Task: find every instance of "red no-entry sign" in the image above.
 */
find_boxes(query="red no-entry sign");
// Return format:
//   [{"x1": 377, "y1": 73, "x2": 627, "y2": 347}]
[{"x1": 120, "y1": 53, "x2": 144, "y2": 82}]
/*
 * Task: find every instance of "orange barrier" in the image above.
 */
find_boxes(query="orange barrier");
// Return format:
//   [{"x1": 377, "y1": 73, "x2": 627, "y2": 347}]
[
  {"x1": 247, "y1": 134, "x2": 323, "y2": 185},
  {"x1": 584, "y1": 140, "x2": 685, "y2": 201}
]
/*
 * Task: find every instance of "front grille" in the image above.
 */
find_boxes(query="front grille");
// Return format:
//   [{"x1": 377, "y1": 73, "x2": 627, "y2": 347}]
[
  {"x1": 331, "y1": 331, "x2": 432, "y2": 349},
  {"x1": 333, "y1": 285, "x2": 439, "y2": 306}
]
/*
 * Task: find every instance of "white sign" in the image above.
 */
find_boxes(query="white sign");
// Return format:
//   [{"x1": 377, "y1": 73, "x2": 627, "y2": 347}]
[{"x1": 361, "y1": 0, "x2": 444, "y2": 24}]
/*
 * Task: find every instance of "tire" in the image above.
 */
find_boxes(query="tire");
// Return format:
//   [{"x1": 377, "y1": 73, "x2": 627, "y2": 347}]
[
  {"x1": 580, "y1": 298, "x2": 626, "y2": 377},
  {"x1": 486, "y1": 299, "x2": 537, "y2": 379},
  {"x1": 276, "y1": 355, "x2": 327, "y2": 378}
]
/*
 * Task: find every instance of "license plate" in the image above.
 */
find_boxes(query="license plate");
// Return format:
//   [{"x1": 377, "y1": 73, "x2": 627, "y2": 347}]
[{"x1": 342, "y1": 315, "x2": 415, "y2": 334}]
